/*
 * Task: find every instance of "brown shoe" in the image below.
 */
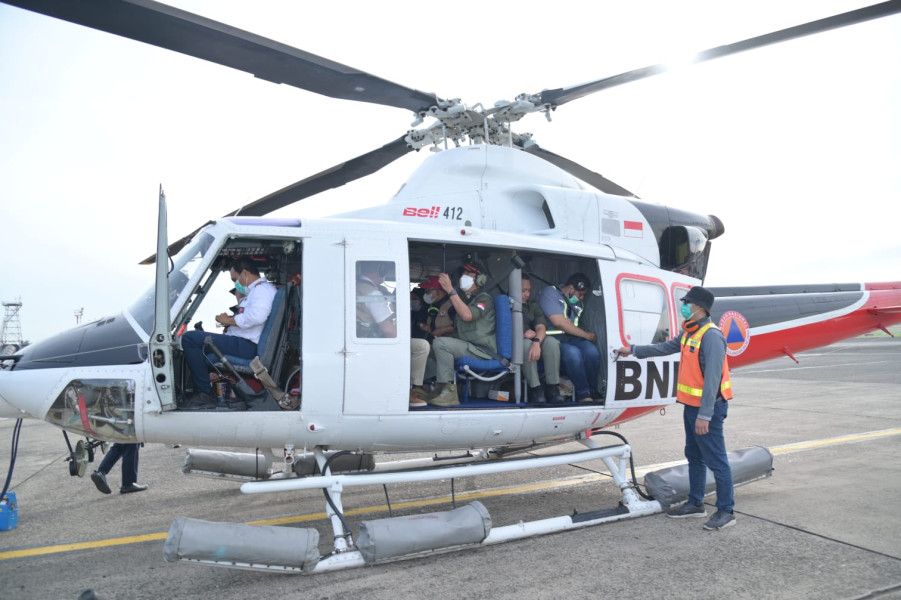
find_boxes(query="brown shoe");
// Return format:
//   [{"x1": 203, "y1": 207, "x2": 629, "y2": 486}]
[{"x1": 409, "y1": 389, "x2": 428, "y2": 408}]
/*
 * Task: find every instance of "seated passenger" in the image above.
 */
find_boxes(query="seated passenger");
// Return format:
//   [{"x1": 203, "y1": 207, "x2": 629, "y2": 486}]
[
  {"x1": 416, "y1": 276, "x2": 456, "y2": 342},
  {"x1": 411, "y1": 288, "x2": 429, "y2": 340},
  {"x1": 521, "y1": 274, "x2": 563, "y2": 403},
  {"x1": 182, "y1": 258, "x2": 277, "y2": 409},
  {"x1": 429, "y1": 264, "x2": 496, "y2": 407},
  {"x1": 537, "y1": 272, "x2": 601, "y2": 403},
  {"x1": 412, "y1": 276, "x2": 457, "y2": 392}
]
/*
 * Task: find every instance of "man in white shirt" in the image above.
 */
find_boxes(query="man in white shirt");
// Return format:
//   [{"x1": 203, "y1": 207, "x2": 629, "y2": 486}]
[{"x1": 182, "y1": 258, "x2": 277, "y2": 409}]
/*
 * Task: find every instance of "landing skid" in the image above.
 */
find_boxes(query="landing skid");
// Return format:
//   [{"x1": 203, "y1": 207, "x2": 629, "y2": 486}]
[{"x1": 165, "y1": 439, "x2": 663, "y2": 573}]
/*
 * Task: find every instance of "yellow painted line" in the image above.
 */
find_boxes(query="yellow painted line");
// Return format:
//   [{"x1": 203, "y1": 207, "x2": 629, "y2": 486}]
[
  {"x1": 0, "y1": 532, "x2": 166, "y2": 560},
  {"x1": 769, "y1": 428, "x2": 901, "y2": 455},
  {"x1": 3, "y1": 427, "x2": 900, "y2": 561}
]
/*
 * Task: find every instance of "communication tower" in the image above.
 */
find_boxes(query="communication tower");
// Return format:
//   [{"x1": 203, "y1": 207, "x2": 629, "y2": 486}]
[{"x1": 1, "y1": 298, "x2": 24, "y2": 346}]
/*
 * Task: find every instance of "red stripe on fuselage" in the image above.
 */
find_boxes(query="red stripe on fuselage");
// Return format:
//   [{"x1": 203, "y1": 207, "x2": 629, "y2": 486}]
[
  {"x1": 729, "y1": 283, "x2": 901, "y2": 368},
  {"x1": 608, "y1": 405, "x2": 666, "y2": 426}
]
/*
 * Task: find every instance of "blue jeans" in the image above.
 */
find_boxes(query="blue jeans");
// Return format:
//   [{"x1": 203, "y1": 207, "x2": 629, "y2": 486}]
[
  {"x1": 683, "y1": 398, "x2": 734, "y2": 512},
  {"x1": 558, "y1": 336, "x2": 601, "y2": 398},
  {"x1": 98, "y1": 443, "x2": 139, "y2": 487},
  {"x1": 182, "y1": 331, "x2": 257, "y2": 393}
]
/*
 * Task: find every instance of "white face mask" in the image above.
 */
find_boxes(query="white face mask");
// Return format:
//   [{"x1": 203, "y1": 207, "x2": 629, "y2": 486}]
[
  {"x1": 459, "y1": 275, "x2": 475, "y2": 291},
  {"x1": 423, "y1": 292, "x2": 436, "y2": 305}
]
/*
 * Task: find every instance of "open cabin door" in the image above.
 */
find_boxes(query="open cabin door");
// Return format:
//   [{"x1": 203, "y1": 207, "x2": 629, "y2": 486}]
[
  {"x1": 343, "y1": 238, "x2": 411, "y2": 415},
  {"x1": 599, "y1": 258, "x2": 690, "y2": 407},
  {"x1": 150, "y1": 187, "x2": 176, "y2": 411}
]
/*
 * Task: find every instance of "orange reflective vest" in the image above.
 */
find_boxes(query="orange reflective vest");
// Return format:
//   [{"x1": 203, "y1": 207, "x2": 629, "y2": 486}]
[{"x1": 676, "y1": 322, "x2": 733, "y2": 407}]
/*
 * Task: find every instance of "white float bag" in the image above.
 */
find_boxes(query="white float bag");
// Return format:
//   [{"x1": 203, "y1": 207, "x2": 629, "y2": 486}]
[
  {"x1": 163, "y1": 517, "x2": 320, "y2": 570},
  {"x1": 644, "y1": 445, "x2": 774, "y2": 507},
  {"x1": 356, "y1": 501, "x2": 492, "y2": 564},
  {"x1": 181, "y1": 449, "x2": 272, "y2": 480}
]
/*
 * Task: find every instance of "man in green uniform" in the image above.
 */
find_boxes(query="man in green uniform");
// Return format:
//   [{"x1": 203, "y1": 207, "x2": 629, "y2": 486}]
[
  {"x1": 429, "y1": 264, "x2": 496, "y2": 407},
  {"x1": 521, "y1": 274, "x2": 563, "y2": 403}
]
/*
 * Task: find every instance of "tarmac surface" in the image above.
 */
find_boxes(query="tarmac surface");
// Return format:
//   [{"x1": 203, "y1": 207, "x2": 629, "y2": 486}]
[{"x1": 0, "y1": 336, "x2": 899, "y2": 600}]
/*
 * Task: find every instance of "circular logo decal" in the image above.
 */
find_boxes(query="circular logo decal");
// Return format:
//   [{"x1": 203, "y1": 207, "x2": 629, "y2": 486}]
[{"x1": 719, "y1": 311, "x2": 751, "y2": 357}]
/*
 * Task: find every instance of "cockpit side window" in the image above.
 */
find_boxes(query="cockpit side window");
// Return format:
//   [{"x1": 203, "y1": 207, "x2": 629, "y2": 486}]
[{"x1": 127, "y1": 232, "x2": 216, "y2": 335}]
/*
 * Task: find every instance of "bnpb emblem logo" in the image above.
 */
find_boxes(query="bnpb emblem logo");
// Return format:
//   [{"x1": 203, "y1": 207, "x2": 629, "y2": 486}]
[{"x1": 719, "y1": 311, "x2": 751, "y2": 357}]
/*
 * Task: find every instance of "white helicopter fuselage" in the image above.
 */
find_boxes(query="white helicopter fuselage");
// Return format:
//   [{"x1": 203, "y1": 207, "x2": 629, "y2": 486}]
[{"x1": 0, "y1": 146, "x2": 703, "y2": 452}]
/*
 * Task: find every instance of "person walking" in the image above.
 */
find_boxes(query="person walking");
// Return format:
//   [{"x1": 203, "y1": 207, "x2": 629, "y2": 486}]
[{"x1": 90, "y1": 443, "x2": 148, "y2": 495}]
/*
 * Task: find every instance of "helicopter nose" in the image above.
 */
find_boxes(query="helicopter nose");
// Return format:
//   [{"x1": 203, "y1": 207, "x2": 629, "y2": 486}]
[
  {"x1": 0, "y1": 367, "x2": 49, "y2": 420},
  {"x1": 0, "y1": 391, "x2": 24, "y2": 418},
  {"x1": 0, "y1": 368, "x2": 15, "y2": 414}
]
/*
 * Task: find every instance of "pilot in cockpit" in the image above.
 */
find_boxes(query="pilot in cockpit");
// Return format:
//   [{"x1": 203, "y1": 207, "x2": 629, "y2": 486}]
[{"x1": 181, "y1": 258, "x2": 277, "y2": 410}]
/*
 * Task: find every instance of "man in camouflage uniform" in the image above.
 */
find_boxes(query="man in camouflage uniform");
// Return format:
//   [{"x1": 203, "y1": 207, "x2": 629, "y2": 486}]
[{"x1": 429, "y1": 264, "x2": 496, "y2": 407}]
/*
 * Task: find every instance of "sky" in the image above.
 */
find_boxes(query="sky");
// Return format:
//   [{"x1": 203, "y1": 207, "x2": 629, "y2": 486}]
[{"x1": 1, "y1": 0, "x2": 899, "y2": 344}]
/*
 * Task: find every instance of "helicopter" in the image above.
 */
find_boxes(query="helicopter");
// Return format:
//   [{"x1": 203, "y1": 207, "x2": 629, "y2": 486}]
[{"x1": 1, "y1": 0, "x2": 900, "y2": 574}]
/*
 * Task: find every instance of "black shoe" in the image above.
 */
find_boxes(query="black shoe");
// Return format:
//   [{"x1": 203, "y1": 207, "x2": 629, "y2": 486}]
[
  {"x1": 91, "y1": 470, "x2": 111, "y2": 495},
  {"x1": 528, "y1": 386, "x2": 545, "y2": 403},
  {"x1": 544, "y1": 384, "x2": 564, "y2": 404},
  {"x1": 120, "y1": 483, "x2": 148, "y2": 494},
  {"x1": 182, "y1": 391, "x2": 217, "y2": 410}
]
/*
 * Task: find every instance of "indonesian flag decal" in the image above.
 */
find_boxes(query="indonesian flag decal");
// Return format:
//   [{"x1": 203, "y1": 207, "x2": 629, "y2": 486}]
[
  {"x1": 624, "y1": 220, "x2": 644, "y2": 238},
  {"x1": 476, "y1": 302, "x2": 487, "y2": 311}
]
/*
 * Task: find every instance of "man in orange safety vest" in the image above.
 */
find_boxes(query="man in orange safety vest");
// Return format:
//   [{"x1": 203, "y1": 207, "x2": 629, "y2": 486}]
[{"x1": 615, "y1": 286, "x2": 735, "y2": 531}]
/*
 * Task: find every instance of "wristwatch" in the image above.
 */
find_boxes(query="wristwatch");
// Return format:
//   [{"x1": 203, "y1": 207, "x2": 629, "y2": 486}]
[{"x1": 449, "y1": 289, "x2": 458, "y2": 296}]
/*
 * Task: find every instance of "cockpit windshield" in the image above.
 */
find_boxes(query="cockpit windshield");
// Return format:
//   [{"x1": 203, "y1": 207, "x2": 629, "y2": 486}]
[{"x1": 127, "y1": 232, "x2": 217, "y2": 336}]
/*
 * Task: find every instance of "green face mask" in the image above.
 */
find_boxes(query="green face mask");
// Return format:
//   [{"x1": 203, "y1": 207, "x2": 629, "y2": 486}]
[
  {"x1": 234, "y1": 274, "x2": 248, "y2": 296},
  {"x1": 680, "y1": 303, "x2": 693, "y2": 319},
  {"x1": 567, "y1": 294, "x2": 579, "y2": 305}
]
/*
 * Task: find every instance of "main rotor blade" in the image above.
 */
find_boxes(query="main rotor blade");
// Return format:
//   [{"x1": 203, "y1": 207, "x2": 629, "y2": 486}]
[
  {"x1": 539, "y1": 1, "x2": 901, "y2": 108},
  {"x1": 523, "y1": 144, "x2": 637, "y2": 198},
  {"x1": 228, "y1": 136, "x2": 413, "y2": 218},
  {"x1": 140, "y1": 135, "x2": 414, "y2": 264},
  {"x1": 4, "y1": 0, "x2": 439, "y2": 114}
]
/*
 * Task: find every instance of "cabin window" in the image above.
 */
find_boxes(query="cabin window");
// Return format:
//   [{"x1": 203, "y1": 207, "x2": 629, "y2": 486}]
[
  {"x1": 355, "y1": 260, "x2": 397, "y2": 339},
  {"x1": 619, "y1": 277, "x2": 671, "y2": 345}
]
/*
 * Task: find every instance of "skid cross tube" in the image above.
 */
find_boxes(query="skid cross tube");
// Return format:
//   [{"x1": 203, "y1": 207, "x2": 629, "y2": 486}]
[{"x1": 242, "y1": 442, "x2": 636, "y2": 494}]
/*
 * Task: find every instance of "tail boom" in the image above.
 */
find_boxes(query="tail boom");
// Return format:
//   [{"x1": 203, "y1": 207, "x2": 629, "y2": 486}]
[{"x1": 708, "y1": 282, "x2": 901, "y2": 367}]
